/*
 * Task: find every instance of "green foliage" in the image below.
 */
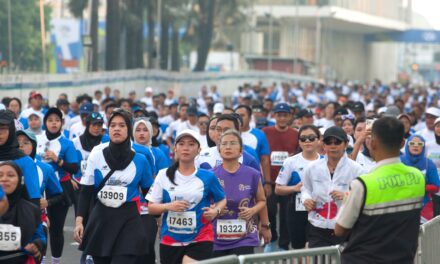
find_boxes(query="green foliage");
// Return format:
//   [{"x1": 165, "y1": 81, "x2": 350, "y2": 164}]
[
  {"x1": 68, "y1": 0, "x2": 89, "y2": 18},
  {"x1": 0, "y1": 0, "x2": 51, "y2": 72}
]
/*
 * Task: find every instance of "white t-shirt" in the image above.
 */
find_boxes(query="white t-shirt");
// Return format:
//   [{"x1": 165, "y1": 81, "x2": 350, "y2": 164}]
[
  {"x1": 69, "y1": 122, "x2": 86, "y2": 140},
  {"x1": 276, "y1": 152, "x2": 321, "y2": 186}
]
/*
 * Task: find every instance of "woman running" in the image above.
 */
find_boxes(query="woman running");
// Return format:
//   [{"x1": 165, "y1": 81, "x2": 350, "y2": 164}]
[
  {"x1": 275, "y1": 125, "x2": 322, "y2": 249},
  {"x1": 0, "y1": 162, "x2": 46, "y2": 264},
  {"x1": 147, "y1": 129, "x2": 226, "y2": 264},
  {"x1": 212, "y1": 129, "x2": 266, "y2": 256},
  {"x1": 74, "y1": 108, "x2": 153, "y2": 264}
]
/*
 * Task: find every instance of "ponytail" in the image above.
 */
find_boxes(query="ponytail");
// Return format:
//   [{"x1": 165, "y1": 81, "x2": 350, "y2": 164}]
[{"x1": 166, "y1": 161, "x2": 179, "y2": 185}]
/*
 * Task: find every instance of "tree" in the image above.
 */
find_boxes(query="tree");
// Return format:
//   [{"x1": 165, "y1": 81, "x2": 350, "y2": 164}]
[
  {"x1": 146, "y1": 0, "x2": 156, "y2": 69},
  {"x1": 124, "y1": 0, "x2": 144, "y2": 69},
  {"x1": 106, "y1": 0, "x2": 122, "y2": 70},
  {"x1": 0, "y1": 0, "x2": 51, "y2": 72},
  {"x1": 193, "y1": 0, "x2": 216, "y2": 72}
]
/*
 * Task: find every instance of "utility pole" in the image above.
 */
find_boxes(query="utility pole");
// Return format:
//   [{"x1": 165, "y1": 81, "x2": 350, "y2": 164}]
[
  {"x1": 315, "y1": 7, "x2": 321, "y2": 79},
  {"x1": 156, "y1": 0, "x2": 162, "y2": 69},
  {"x1": 7, "y1": 0, "x2": 13, "y2": 70},
  {"x1": 268, "y1": 5, "x2": 273, "y2": 71}
]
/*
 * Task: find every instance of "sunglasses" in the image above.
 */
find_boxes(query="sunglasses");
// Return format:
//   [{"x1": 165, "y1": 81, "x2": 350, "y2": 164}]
[
  {"x1": 90, "y1": 112, "x2": 103, "y2": 120},
  {"x1": 341, "y1": 114, "x2": 354, "y2": 121},
  {"x1": 299, "y1": 135, "x2": 318, "y2": 142},
  {"x1": 408, "y1": 141, "x2": 424, "y2": 147},
  {"x1": 324, "y1": 138, "x2": 343, "y2": 146}
]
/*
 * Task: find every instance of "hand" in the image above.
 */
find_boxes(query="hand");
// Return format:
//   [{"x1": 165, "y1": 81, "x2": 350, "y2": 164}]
[
  {"x1": 259, "y1": 227, "x2": 272, "y2": 245},
  {"x1": 73, "y1": 223, "x2": 84, "y2": 243},
  {"x1": 303, "y1": 199, "x2": 316, "y2": 212},
  {"x1": 71, "y1": 180, "x2": 79, "y2": 190},
  {"x1": 24, "y1": 243, "x2": 41, "y2": 259},
  {"x1": 330, "y1": 190, "x2": 345, "y2": 201},
  {"x1": 40, "y1": 198, "x2": 48, "y2": 209},
  {"x1": 45, "y1": 151, "x2": 58, "y2": 163},
  {"x1": 238, "y1": 207, "x2": 256, "y2": 221},
  {"x1": 292, "y1": 182, "x2": 303, "y2": 193},
  {"x1": 167, "y1": 200, "x2": 190, "y2": 212},
  {"x1": 264, "y1": 184, "x2": 272, "y2": 198},
  {"x1": 202, "y1": 207, "x2": 218, "y2": 221}
]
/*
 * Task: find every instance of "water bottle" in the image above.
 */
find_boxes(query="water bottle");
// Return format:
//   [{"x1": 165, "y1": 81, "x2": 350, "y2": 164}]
[{"x1": 85, "y1": 255, "x2": 94, "y2": 264}]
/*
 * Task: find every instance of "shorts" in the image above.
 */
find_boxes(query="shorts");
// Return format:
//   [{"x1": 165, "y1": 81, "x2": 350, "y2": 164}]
[
  {"x1": 160, "y1": 242, "x2": 213, "y2": 264},
  {"x1": 213, "y1": 246, "x2": 254, "y2": 258}
]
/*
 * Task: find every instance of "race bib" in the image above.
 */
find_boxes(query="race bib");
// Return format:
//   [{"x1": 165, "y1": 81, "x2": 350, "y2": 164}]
[
  {"x1": 80, "y1": 160, "x2": 87, "y2": 174},
  {"x1": 216, "y1": 219, "x2": 247, "y2": 240},
  {"x1": 0, "y1": 224, "x2": 21, "y2": 251},
  {"x1": 295, "y1": 194, "x2": 306, "y2": 211},
  {"x1": 167, "y1": 211, "x2": 196, "y2": 234},
  {"x1": 271, "y1": 151, "x2": 289, "y2": 166},
  {"x1": 97, "y1": 185, "x2": 127, "y2": 208}
]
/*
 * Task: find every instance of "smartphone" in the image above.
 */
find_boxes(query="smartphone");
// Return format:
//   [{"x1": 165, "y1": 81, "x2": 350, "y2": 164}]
[{"x1": 366, "y1": 118, "x2": 375, "y2": 130}]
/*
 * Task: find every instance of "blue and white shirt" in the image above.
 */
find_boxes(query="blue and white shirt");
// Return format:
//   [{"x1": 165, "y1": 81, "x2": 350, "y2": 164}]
[
  {"x1": 276, "y1": 153, "x2": 322, "y2": 187},
  {"x1": 241, "y1": 128, "x2": 270, "y2": 159},
  {"x1": 13, "y1": 156, "x2": 41, "y2": 199},
  {"x1": 80, "y1": 148, "x2": 153, "y2": 203},
  {"x1": 146, "y1": 168, "x2": 225, "y2": 246},
  {"x1": 196, "y1": 146, "x2": 260, "y2": 171},
  {"x1": 35, "y1": 159, "x2": 63, "y2": 196}
]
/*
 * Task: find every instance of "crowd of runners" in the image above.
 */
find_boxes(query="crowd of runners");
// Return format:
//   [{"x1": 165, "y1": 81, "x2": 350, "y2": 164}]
[{"x1": 0, "y1": 80, "x2": 437, "y2": 263}]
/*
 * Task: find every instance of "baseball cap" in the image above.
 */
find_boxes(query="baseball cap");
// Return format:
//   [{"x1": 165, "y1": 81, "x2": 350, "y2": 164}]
[
  {"x1": 145, "y1": 87, "x2": 153, "y2": 93},
  {"x1": 175, "y1": 129, "x2": 200, "y2": 146},
  {"x1": 352, "y1": 101, "x2": 365, "y2": 112},
  {"x1": 213, "y1": 103, "x2": 225, "y2": 114},
  {"x1": 435, "y1": 117, "x2": 440, "y2": 126},
  {"x1": 16, "y1": 130, "x2": 37, "y2": 144},
  {"x1": 86, "y1": 112, "x2": 104, "y2": 124},
  {"x1": 426, "y1": 107, "x2": 440, "y2": 117},
  {"x1": 29, "y1": 91, "x2": 43, "y2": 99},
  {"x1": 0, "y1": 110, "x2": 14, "y2": 125},
  {"x1": 44, "y1": 107, "x2": 63, "y2": 121},
  {"x1": 323, "y1": 126, "x2": 348, "y2": 142},
  {"x1": 79, "y1": 102, "x2": 94, "y2": 115},
  {"x1": 296, "y1": 109, "x2": 314, "y2": 119},
  {"x1": 56, "y1": 98, "x2": 70, "y2": 106},
  {"x1": 273, "y1": 103, "x2": 290, "y2": 113},
  {"x1": 333, "y1": 107, "x2": 349, "y2": 117},
  {"x1": 187, "y1": 107, "x2": 198, "y2": 116}
]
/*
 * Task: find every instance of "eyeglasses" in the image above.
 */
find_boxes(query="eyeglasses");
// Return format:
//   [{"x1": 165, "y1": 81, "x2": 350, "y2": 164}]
[
  {"x1": 408, "y1": 141, "x2": 424, "y2": 147},
  {"x1": 220, "y1": 141, "x2": 240, "y2": 147},
  {"x1": 299, "y1": 135, "x2": 318, "y2": 142},
  {"x1": 324, "y1": 138, "x2": 343, "y2": 146},
  {"x1": 17, "y1": 140, "x2": 32, "y2": 146}
]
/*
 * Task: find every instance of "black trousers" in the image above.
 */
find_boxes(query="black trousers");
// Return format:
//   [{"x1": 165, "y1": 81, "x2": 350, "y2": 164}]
[
  {"x1": 47, "y1": 202, "x2": 69, "y2": 258},
  {"x1": 213, "y1": 246, "x2": 254, "y2": 257},
  {"x1": 93, "y1": 255, "x2": 138, "y2": 264},
  {"x1": 433, "y1": 195, "x2": 440, "y2": 217},
  {"x1": 287, "y1": 194, "x2": 308, "y2": 249},
  {"x1": 307, "y1": 225, "x2": 344, "y2": 248},
  {"x1": 267, "y1": 188, "x2": 290, "y2": 249}
]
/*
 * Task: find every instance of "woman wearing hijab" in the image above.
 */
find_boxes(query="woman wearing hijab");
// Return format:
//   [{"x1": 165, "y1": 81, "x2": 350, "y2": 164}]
[
  {"x1": 0, "y1": 110, "x2": 41, "y2": 206},
  {"x1": 0, "y1": 161, "x2": 46, "y2": 264},
  {"x1": 74, "y1": 108, "x2": 153, "y2": 264},
  {"x1": 150, "y1": 117, "x2": 172, "y2": 164},
  {"x1": 401, "y1": 134, "x2": 440, "y2": 223},
  {"x1": 36, "y1": 107, "x2": 79, "y2": 264}
]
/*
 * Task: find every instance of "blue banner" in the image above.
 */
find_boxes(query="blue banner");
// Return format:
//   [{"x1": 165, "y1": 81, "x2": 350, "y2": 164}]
[{"x1": 365, "y1": 30, "x2": 440, "y2": 43}]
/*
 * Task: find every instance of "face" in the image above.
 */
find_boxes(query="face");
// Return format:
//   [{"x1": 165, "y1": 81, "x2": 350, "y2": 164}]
[
  {"x1": 219, "y1": 134, "x2": 242, "y2": 160},
  {"x1": 216, "y1": 120, "x2": 237, "y2": 145},
  {"x1": 399, "y1": 117, "x2": 411, "y2": 133},
  {"x1": 59, "y1": 104, "x2": 69, "y2": 113},
  {"x1": 30, "y1": 97, "x2": 43, "y2": 109},
  {"x1": 109, "y1": 115, "x2": 128, "y2": 144},
  {"x1": 134, "y1": 123, "x2": 150, "y2": 145},
  {"x1": 46, "y1": 114, "x2": 62, "y2": 134},
  {"x1": 325, "y1": 104, "x2": 335, "y2": 118},
  {"x1": 275, "y1": 112, "x2": 291, "y2": 129},
  {"x1": 435, "y1": 123, "x2": 440, "y2": 136},
  {"x1": 179, "y1": 106, "x2": 188, "y2": 119},
  {"x1": 298, "y1": 129, "x2": 319, "y2": 153},
  {"x1": 17, "y1": 135, "x2": 33, "y2": 156},
  {"x1": 354, "y1": 122, "x2": 366, "y2": 141},
  {"x1": 323, "y1": 136, "x2": 347, "y2": 159},
  {"x1": 342, "y1": 119, "x2": 354, "y2": 135},
  {"x1": 188, "y1": 115, "x2": 198, "y2": 125},
  {"x1": 198, "y1": 116, "x2": 209, "y2": 135},
  {"x1": 426, "y1": 114, "x2": 437, "y2": 130},
  {"x1": 301, "y1": 116, "x2": 314, "y2": 126},
  {"x1": 235, "y1": 108, "x2": 250, "y2": 128},
  {"x1": 89, "y1": 122, "x2": 103, "y2": 137},
  {"x1": 0, "y1": 125, "x2": 9, "y2": 145},
  {"x1": 208, "y1": 118, "x2": 218, "y2": 143},
  {"x1": 408, "y1": 136, "x2": 424, "y2": 156},
  {"x1": 28, "y1": 115, "x2": 41, "y2": 130},
  {"x1": 106, "y1": 107, "x2": 115, "y2": 120},
  {"x1": 0, "y1": 165, "x2": 19, "y2": 195},
  {"x1": 8, "y1": 100, "x2": 20, "y2": 115},
  {"x1": 121, "y1": 102, "x2": 131, "y2": 112},
  {"x1": 174, "y1": 136, "x2": 199, "y2": 163},
  {"x1": 334, "y1": 115, "x2": 343, "y2": 127}
]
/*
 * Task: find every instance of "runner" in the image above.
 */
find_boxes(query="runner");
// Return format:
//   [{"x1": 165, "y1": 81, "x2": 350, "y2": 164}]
[
  {"x1": 36, "y1": 107, "x2": 79, "y2": 264},
  {"x1": 0, "y1": 162, "x2": 46, "y2": 263},
  {"x1": 74, "y1": 108, "x2": 153, "y2": 263},
  {"x1": 275, "y1": 125, "x2": 322, "y2": 249},
  {"x1": 147, "y1": 129, "x2": 226, "y2": 264},
  {"x1": 212, "y1": 129, "x2": 266, "y2": 256}
]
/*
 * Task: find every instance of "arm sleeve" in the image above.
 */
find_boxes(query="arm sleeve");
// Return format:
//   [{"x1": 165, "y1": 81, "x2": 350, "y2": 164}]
[
  {"x1": 245, "y1": 152, "x2": 261, "y2": 172},
  {"x1": 275, "y1": 160, "x2": 291, "y2": 186},
  {"x1": 336, "y1": 180, "x2": 365, "y2": 229},
  {"x1": 61, "y1": 142, "x2": 80, "y2": 174},
  {"x1": 209, "y1": 175, "x2": 226, "y2": 203},
  {"x1": 426, "y1": 160, "x2": 440, "y2": 187},
  {"x1": 77, "y1": 185, "x2": 94, "y2": 218},
  {"x1": 258, "y1": 131, "x2": 271, "y2": 156},
  {"x1": 139, "y1": 157, "x2": 154, "y2": 189},
  {"x1": 80, "y1": 152, "x2": 96, "y2": 186},
  {"x1": 61, "y1": 162, "x2": 79, "y2": 175},
  {"x1": 16, "y1": 158, "x2": 41, "y2": 199},
  {"x1": 29, "y1": 223, "x2": 47, "y2": 254},
  {"x1": 145, "y1": 175, "x2": 163, "y2": 203},
  {"x1": 301, "y1": 166, "x2": 313, "y2": 201}
]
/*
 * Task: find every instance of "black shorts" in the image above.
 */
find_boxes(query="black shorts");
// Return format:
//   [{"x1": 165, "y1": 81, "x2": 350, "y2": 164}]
[
  {"x1": 160, "y1": 242, "x2": 213, "y2": 264},
  {"x1": 213, "y1": 246, "x2": 254, "y2": 258}
]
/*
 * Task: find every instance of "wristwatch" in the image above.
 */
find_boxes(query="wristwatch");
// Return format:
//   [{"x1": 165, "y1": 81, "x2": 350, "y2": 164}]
[
  {"x1": 216, "y1": 207, "x2": 221, "y2": 216},
  {"x1": 261, "y1": 223, "x2": 271, "y2": 229}
]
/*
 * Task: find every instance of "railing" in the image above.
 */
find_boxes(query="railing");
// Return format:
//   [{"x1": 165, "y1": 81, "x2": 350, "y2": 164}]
[{"x1": 415, "y1": 216, "x2": 440, "y2": 264}]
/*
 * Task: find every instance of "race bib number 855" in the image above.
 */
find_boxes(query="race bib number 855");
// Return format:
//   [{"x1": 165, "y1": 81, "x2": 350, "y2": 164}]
[{"x1": 0, "y1": 224, "x2": 21, "y2": 251}]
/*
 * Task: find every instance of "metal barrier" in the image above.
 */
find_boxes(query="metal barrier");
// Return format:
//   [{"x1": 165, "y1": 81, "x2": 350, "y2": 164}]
[
  {"x1": 197, "y1": 255, "x2": 239, "y2": 264},
  {"x1": 415, "y1": 216, "x2": 440, "y2": 264}
]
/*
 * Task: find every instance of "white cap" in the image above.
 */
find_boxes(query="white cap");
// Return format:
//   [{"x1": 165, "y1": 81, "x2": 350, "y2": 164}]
[
  {"x1": 175, "y1": 129, "x2": 200, "y2": 146},
  {"x1": 145, "y1": 87, "x2": 153, "y2": 93},
  {"x1": 426, "y1": 107, "x2": 440, "y2": 117},
  {"x1": 378, "y1": 106, "x2": 387, "y2": 115},
  {"x1": 213, "y1": 103, "x2": 225, "y2": 114},
  {"x1": 435, "y1": 117, "x2": 440, "y2": 126}
]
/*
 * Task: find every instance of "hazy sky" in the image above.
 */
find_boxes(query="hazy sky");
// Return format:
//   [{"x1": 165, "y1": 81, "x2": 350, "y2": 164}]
[{"x1": 413, "y1": 0, "x2": 440, "y2": 29}]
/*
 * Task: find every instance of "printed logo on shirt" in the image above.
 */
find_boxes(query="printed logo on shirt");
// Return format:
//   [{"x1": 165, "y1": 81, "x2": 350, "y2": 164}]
[
  {"x1": 102, "y1": 165, "x2": 109, "y2": 170},
  {"x1": 239, "y1": 184, "x2": 251, "y2": 191},
  {"x1": 169, "y1": 186, "x2": 176, "y2": 191},
  {"x1": 219, "y1": 179, "x2": 225, "y2": 188}
]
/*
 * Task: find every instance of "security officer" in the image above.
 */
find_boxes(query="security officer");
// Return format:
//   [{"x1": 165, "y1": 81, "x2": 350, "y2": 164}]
[{"x1": 335, "y1": 117, "x2": 425, "y2": 264}]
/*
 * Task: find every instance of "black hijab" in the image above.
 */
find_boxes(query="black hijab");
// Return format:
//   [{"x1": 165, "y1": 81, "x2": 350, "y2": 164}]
[
  {"x1": 0, "y1": 162, "x2": 39, "y2": 248},
  {"x1": 0, "y1": 110, "x2": 26, "y2": 161},
  {"x1": 44, "y1": 108, "x2": 63, "y2": 141},
  {"x1": 103, "y1": 109, "x2": 135, "y2": 171},
  {"x1": 80, "y1": 119, "x2": 103, "y2": 152}
]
